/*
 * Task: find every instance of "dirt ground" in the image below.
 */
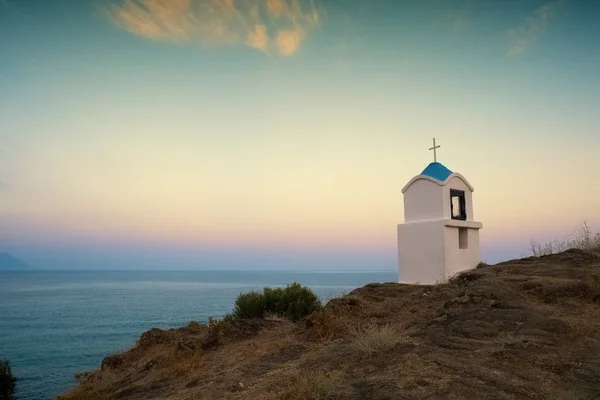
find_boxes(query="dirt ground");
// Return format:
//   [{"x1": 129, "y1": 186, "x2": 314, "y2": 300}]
[{"x1": 58, "y1": 249, "x2": 600, "y2": 400}]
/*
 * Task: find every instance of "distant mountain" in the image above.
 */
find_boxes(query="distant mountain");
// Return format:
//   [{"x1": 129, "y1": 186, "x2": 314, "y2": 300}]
[{"x1": 0, "y1": 253, "x2": 29, "y2": 269}]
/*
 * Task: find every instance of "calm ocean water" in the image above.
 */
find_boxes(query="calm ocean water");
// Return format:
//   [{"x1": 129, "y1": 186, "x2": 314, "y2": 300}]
[{"x1": 0, "y1": 269, "x2": 397, "y2": 400}]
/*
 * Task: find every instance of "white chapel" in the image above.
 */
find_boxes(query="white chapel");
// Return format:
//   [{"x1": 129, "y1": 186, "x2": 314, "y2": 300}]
[{"x1": 397, "y1": 139, "x2": 483, "y2": 284}]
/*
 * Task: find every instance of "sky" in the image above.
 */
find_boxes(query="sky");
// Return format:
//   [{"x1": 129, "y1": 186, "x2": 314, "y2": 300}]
[{"x1": 1, "y1": 0, "x2": 599, "y2": 271}]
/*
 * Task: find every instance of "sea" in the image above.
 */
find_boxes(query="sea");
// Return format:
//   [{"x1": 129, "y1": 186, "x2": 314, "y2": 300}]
[{"x1": 0, "y1": 269, "x2": 397, "y2": 400}]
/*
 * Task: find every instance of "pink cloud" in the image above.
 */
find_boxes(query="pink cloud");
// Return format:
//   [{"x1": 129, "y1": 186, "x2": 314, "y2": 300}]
[
  {"x1": 276, "y1": 28, "x2": 304, "y2": 56},
  {"x1": 106, "y1": 0, "x2": 324, "y2": 56},
  {"x1": 247, "y1": 24, "x2": 269, "y2": 52}
]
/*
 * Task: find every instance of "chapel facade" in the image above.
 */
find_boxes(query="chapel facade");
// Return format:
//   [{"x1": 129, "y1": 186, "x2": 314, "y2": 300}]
[{"x1": 397, "y1": 140, "x2": 483, "y2": 284}]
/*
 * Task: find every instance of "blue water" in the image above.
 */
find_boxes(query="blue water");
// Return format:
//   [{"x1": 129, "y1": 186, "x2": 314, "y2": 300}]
[{"x1": 0, "y1": 270, "x2": 397, "y2": 399}]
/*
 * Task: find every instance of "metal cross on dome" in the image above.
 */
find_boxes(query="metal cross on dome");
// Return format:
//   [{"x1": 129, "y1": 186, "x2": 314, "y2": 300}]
[{"x1": 429, "y1": 138, "x2": 440, "y2": 162}]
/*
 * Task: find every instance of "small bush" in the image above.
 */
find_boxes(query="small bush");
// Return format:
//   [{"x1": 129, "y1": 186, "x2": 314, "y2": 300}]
[
  {"x1": 263, "y1": 287, "x2": 286, "y2": 315},
  {"x1": 232, "y1": 282, "x2": 322, "y2": 322},
  {"x1": 0, "y1": 360, "x2": 16, "y2": 400},
  {"x1": 277, "y1": 283, "x2": 322, "y2": 322},
  {"x1": 233, "y1": 291, "x2": 265, "y2": 319},
  {"x1": 200, "y1": 317, "x2": 223, "y2": 350}
]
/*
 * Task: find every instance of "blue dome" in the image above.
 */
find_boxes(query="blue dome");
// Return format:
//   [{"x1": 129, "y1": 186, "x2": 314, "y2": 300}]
[{"x1": 421, "y1": 162, "x2": 453, "y2": 181}]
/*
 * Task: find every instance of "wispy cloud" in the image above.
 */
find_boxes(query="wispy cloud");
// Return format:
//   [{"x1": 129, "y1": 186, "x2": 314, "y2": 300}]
[
  {"x1": 105, "y1": 0, "x2": 324, "y2": 56},
  {"x1": 507, "y1": 2, "x2": 558, "y2": 56},
  {"x1": 434, "y1": 0, "x2": 475, "y2": 33}
]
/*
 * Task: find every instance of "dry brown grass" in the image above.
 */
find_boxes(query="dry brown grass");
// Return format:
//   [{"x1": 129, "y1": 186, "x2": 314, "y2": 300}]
[
  {"x1": 279, "y1": 371, "x2": 349, "y2": 400},
  {"x1": 562, "y1": 302, "x2": 600, "y2": 336},
  {"x1": 531, "y1": 221, "x2": 600, "y2": 257},
  {"x1": 348, "y1": 323, "x2": 410, "y2": 355},
  {"x1": 591, "y1": 274, "x2": 600, "y2": 301},
  {"x1": 303, "y1": 309, "x2": 350, "y2": 341},
  {"x1": 162, "y1": 350, "x2": 205, "y2": 379},
  {"x1": 322, "y1": 290, "x2": 349, "y2": 305},
  {"x1": 57, "y1": 392, "x2": 112, "y2": 400},
  {"x1": 263, "y1": 312, "x2": 291, "y2": 323}
]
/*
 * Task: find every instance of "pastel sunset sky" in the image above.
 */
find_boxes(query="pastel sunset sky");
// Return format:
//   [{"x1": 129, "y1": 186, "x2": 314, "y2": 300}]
[{"x1": 1, "y1": 0, "x2": 599, "y2": 270}]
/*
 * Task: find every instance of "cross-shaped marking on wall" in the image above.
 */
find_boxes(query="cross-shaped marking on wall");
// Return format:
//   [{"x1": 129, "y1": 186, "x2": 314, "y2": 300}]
[{"x1": 429, "y1": 138, "x2": 440, "y2": 162}]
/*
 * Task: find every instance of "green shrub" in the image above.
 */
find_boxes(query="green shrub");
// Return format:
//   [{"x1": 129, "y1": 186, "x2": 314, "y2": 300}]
[
  {"x1": 0, "y1": 360, "x2": 16, "y2": 400},
  {"x1": 277, "y1": 282, "x2": 322, "y2": 322},
  {"x1": 232, "y1": 282, "x2": 322, "y2": 322},
  {"x1": 233, "y1": 291, "x2": 265, "y2": 319},
  {"x1": 263, "y1": 286, "x2": 286, "y2": 315}
]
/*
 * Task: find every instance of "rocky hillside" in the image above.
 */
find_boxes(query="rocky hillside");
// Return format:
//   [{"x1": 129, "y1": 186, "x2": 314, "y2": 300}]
[{"x1": 58, "y1": 249, "x2": 600, "y2": 400}]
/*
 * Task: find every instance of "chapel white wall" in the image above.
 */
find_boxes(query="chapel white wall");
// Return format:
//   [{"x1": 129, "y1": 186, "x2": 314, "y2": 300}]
[
  {"x1": 397, "y1": 220, "x2": 445, "y2": 284},
  {"x1": 443, "y1": 226, "x2": 481, "y2": 279},
  {"x1": 403, "y1": 179, "x2": 444, "y2": 223}
]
